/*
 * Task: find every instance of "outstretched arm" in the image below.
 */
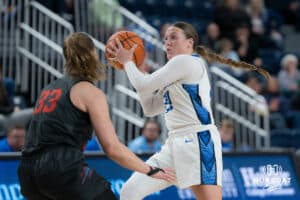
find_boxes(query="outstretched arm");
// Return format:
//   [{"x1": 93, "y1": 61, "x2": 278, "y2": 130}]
[{"x1": 70, "y1": 82, "x2": 175, "y2": 182}]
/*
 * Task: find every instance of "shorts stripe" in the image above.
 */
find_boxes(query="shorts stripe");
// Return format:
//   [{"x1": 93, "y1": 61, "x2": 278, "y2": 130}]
[
  {"x1": 81, "y1": 166, "x2": 90, "y2": 184},
  {"x1": 198, "y1": 130, "x2": 217, "y2": 185}
]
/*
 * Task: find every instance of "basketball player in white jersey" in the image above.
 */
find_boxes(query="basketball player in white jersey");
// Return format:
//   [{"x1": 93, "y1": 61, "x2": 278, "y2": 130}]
[{"x1": 108, "y1": 21, "x2": 269, "y2": 200}]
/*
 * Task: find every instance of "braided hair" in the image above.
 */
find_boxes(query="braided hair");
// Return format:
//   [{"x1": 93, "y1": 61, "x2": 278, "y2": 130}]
[{"x1": 172, "y1": 22, "x2": 270, "y2": 79}]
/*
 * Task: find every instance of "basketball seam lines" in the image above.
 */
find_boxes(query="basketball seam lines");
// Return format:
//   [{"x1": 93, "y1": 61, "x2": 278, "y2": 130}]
[
  {"x1": 106, "y1": 32, "x2": 144, "y2": 67},
  {"x1": 118, "y1": 34, "x2": 137, "y2": 64},
  {"x1": 125, "y1": 32, "x2": 144, "y2": 65},
  {"x1": 124, "y1": 32, "x2": 138, "y2": 65},
  {"x1": 125, "y1": 32, "x2": 144, "y2": 50}
]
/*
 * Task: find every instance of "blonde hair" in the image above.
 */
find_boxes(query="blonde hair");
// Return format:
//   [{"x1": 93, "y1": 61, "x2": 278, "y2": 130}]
[
  {"x1": 172, "y1": 22, "x2": 270, "y2": 79},
  {"x1": 196, "y1": 45, "x2": 270, "y2": 79},
  {"x1": 63, "y1": 32, "x2": 105, "y2": 81}
]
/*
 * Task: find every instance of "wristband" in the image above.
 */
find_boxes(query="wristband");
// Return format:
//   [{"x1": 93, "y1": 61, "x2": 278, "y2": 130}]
[{"x1": 147, "y1": 166, "x2": 165, "y2": 176}]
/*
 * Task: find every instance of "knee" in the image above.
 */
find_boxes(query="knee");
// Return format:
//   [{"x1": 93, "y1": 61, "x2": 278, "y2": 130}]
[{"x1": 120, "y1": 181, "x2": 143, "y2": 200}]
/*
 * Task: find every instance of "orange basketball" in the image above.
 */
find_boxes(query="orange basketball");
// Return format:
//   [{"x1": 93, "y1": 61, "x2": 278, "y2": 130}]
[{"x1": 105, "y1": 31, "x2": 145, "y2": 70}]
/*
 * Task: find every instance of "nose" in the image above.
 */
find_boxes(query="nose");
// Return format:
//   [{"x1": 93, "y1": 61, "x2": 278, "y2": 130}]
[{"x1": 164, "y1": 38, "x2": 171, "y2": 46}]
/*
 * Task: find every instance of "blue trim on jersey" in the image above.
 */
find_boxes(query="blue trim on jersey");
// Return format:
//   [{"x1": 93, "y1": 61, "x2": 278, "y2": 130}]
[
  {"x1": 182, "y1": 84, "x2": 211, "y2": 124},
  {"x1": 192, "y1": 53, "x2": 200, "y2": 57},
  {"x1": 163, "y1": 91, "x2": 173, "y2": 113},
  {"x1": 198, "y1": 130, "x2": 217, "y2": 185}
]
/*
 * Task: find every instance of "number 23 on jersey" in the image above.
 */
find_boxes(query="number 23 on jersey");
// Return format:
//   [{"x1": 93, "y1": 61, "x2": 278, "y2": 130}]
[{"x1": 33, "y1": 89, "x2": 62, "y2": 114}]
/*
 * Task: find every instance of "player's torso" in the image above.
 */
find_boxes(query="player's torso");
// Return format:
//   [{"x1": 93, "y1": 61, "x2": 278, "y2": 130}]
[
  {"x1": 162, "y1": 57, "x2": 214, "y2": 131},
  {"x1": 23, "y1": 77, "x2": 93, "y2": 155}
]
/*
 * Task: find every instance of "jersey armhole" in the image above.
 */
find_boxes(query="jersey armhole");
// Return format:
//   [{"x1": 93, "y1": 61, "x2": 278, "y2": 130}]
[{"x1": 68, "y1": 80, "x2": 94, "y2": 115}]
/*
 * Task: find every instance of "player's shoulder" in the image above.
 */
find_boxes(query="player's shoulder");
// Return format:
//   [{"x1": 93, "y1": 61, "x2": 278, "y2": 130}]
[
  {"x1": 170, "y1": 54, "x2": 194, "y2": 62},
  {"x1": 167, "y1": 54, "x2": 198, "y2": 68},
  {"x1": 166, "y1": 54, "x2": 207, "y2": 75},
  {"x1": 71, "y1": 80, "x2": 105, "y2": 101},
  {"x1": 170, "y1": 54, "x2": 205, "y2": 65}
]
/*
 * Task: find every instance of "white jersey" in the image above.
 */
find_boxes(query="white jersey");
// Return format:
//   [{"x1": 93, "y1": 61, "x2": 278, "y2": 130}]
[
  {"x1": 124, "y1": 54, "x2": 215, "y2": 132},
  {"x1": 122, "y1": 55, "x2": 222, "y2": 197}
]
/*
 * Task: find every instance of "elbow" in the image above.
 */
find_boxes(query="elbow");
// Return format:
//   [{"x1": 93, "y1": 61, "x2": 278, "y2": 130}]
[
  {"x1": 131, "y1": 79, "x2": 150, "y2": 93},
  {"x1": 132, "y1": 84, "x2": 144, "y2": 93},
  {"x1": 104, "y1": 143, "x2": 120, "y2": 159}
]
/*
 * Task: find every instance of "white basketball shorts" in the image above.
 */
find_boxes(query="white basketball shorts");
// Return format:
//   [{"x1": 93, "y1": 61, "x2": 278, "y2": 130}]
[{"x1": 147, "y1": 124, "x2": 223, "y2": 188}]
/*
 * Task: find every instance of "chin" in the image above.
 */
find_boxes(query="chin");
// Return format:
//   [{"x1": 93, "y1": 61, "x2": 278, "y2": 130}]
[{"x1": 167, "y1": 54, "x2": 173, "y2": 60}]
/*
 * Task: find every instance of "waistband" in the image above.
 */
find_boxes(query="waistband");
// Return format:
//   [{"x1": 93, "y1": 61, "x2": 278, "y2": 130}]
[
  {"x1": 168, "y1": 124, "x2": 217, "y2": 138},
  {"x1": 21, "y1": 145, "x2": 83, "y2": 159}
]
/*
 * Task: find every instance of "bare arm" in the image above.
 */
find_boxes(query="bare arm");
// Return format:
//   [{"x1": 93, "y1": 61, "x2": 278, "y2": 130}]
[
  {"x1": 79, "y1": 83, "x2": 149, "y2": 172},
  {"x1": 70, "y1": 82, "x2": 175, "y2": 181}
]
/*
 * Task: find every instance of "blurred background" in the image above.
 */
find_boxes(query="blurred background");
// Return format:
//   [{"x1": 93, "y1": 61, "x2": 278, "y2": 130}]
[{"x1": 1, "y1": 0, "x2": 300, "y2": 199}]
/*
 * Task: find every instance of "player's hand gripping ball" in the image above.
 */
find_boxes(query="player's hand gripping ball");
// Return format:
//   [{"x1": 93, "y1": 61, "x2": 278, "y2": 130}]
[{"x1": 105, "y1": 31, "x2": 146, "y2": 70}]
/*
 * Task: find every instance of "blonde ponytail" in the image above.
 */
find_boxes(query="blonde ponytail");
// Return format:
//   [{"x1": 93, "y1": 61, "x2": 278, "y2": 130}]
[{"x1": 195, "y1": 45, "x2": 270, "y2": 79}]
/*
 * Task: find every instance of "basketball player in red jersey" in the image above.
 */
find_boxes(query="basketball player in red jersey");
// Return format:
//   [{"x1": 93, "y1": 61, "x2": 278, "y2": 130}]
[{"x1": 18, "y1": 32, "x2": 175, "y2": 200}]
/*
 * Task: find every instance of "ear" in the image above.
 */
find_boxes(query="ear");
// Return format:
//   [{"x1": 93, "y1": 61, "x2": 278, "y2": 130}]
[{"x1": 186, "y1": 38, "x2": 194, "y2": 49}]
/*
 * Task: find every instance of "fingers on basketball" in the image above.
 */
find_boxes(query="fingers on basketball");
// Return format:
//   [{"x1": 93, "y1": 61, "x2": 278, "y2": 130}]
[{"x1": 105, "y1": 31, "x2": 145, "y2": 70}]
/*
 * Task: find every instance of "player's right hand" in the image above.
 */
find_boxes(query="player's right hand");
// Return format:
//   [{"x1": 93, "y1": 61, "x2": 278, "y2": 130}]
[{"x1": 147, "y1": 166, "x2": 176, "y2": 183}]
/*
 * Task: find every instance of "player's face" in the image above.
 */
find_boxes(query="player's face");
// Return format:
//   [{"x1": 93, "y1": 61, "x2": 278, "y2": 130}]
[{"x1": 164, "y1": 26, "x2": 193, "y2": 60}]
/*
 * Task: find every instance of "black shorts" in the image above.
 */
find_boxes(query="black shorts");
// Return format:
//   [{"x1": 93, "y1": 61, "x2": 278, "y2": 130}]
[{"x1": 18, "y1": 147, "x2": 117, "y2": 200}]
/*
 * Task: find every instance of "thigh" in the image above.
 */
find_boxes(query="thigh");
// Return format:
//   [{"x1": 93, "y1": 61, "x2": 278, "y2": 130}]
[
  {"x1": 147, "y1": 138, "x2": 174, "y2": 169},
  {"x1": 95, "y1": 188, "x2": 117, "y2": 200},
  {"x1": 120, "y1": 170, "x2": 173, "y2": 200},
  {"x1": 38, "y1": 164, "x2": 112, "y2": 200},
  {"x1": 190, "y1": 184, "x2": 222, "y2": 200},
  {"x1": 35, "y1": 149, "x2": 112, "y2": 200},
  {"x1": 120, "y1": 143, "x2": 176, "y2": 200},
  {"x1": 18, "y1": 160, "x2": 51, "y2": 200},
  {"x1": 171, "y1": 128, "x2": 222, "y2": 188}
]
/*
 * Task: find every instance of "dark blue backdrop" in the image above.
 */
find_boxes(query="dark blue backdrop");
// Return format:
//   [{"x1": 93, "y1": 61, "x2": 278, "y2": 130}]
[{"x1": 0, "y1": 152, "x2": 299, "y2": 200}]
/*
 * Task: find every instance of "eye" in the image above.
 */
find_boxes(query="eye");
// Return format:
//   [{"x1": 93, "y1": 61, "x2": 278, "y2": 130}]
[{"x1": 164, "y1": 31, "x2": 179, "y2": 42}]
